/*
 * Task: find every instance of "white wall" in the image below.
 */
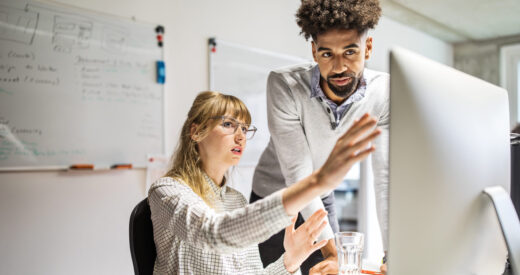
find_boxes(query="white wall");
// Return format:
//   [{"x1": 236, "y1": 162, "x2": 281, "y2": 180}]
[
  {"x1": 0, "y1": 1, "x2": 308, "y2": 275},
  {"x1": 0, "y1": 1, "x2": 453, "y2": 274},
  {"x1": 369, "y1": 16, "x2": 454, "y2": 71}
]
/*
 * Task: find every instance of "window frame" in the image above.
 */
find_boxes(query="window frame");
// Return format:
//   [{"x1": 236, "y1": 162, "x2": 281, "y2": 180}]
[{"x1": 500, "y1": 43, "x2": 520, "y2": 129}]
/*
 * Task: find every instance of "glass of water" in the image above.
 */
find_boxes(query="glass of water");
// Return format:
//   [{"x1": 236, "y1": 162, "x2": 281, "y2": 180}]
[{"x1": 335, "y1": 231, "x2": 364, "y2": 275}]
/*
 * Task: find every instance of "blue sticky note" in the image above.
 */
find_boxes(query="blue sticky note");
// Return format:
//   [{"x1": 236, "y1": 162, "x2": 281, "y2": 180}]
[{"x1": 156, "y1": 61, "x2": 165, "y2": 84}]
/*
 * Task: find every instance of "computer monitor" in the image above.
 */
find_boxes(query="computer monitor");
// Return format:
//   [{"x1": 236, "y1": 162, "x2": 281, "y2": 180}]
[{"x1": 388, "y1": 48, "x2": 513, "y2": 275}]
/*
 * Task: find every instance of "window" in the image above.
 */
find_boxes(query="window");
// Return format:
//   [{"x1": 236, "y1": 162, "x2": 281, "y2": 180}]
[
  {"x1": 500, "y1": 44, "x2": 520, "y2": 128},
  {"x1": 518, "y1": 61, "x2": 520, "y2": 123}
]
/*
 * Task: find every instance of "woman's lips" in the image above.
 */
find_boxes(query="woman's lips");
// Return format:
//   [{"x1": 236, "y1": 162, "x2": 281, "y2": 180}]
[{"x1": 231, "y1": 147, "x2": 242, "y2": 155}]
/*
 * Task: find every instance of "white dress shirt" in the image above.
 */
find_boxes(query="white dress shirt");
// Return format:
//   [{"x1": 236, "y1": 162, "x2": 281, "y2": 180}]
[{"x1": 148, "y1": 175, "x2": 301, "y2": 275}]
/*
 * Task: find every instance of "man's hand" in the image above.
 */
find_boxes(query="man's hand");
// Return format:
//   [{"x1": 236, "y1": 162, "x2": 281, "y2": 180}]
[
  {"x1": 309, "y1": 255, "x2": 338, "y2": 275},
  {"x1": 283, "y1": 209, "x2": 329, "y2": 273},
  {"x1": 380, "y1": 263, "x2": 387, "y2": 274},
  {"x1": 309, "y1": 238, "x2": 339, "y2": 275}
]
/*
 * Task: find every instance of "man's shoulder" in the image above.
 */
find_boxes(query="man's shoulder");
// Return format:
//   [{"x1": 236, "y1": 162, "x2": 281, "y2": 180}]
[
  {"x1": 272, "y1": 62, "x2": 314, "y2": 74},
  {"x1": 267, "y1": 63, "x2": 314, "y2": 96},
  {"x1": 364, "y1": 68, "x2": 390, "y2": 83},
  {"x1": 361, "y1": 69, "x2": 390, "y2": 114},
  {"x1": 270, "y1": 62, "x2": 315, "y2": 80},
  {"x1": 364, "y1": 68, "x2": 390, "y2": 98}
]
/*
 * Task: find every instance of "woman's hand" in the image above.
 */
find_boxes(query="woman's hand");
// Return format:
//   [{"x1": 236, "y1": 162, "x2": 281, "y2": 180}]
[
  {"x1": 317, "y1": 113, "x2": 381, "y2": 190},
  {"x1": 283, "y1": 209, "x2": 329, "y2": 273}
]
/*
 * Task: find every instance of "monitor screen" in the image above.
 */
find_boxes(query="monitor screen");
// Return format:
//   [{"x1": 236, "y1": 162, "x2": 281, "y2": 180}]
[{"x1": 388, "y1": 48, "x2": 510, "y2": 275}]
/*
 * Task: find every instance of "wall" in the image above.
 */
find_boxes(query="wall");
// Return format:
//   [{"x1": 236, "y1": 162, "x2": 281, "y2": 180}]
[
  {"x1": 0, "y1": 1, "x2": 453, "y2": 274},
  {"x1": 453, "y1": 35, "x2": 520, "y2": 128},
  {"x1": 0, "y1": 1, "x2": 309, "y2": 274},
  {"x1": 454, "y1": 34, "x2": 520, "y2": 86},
  {"x1": 369, "y1": 16, "x2": 454, "y2": 71}
]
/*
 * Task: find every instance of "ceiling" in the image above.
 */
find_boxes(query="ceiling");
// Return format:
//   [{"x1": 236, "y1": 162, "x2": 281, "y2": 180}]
[{"x1": 381, "y1": 0, "x2": 520, "y2": 43}]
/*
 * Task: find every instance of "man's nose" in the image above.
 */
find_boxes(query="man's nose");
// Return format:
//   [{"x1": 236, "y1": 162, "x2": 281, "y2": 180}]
[{"x1": 332, "y1": 56, "x2": 347, "y2": 73}]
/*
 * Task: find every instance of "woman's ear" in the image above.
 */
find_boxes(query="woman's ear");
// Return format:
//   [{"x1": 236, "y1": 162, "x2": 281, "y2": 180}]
[{"x1": 190, "y1": 123, "x2": 200, "y2": 142}]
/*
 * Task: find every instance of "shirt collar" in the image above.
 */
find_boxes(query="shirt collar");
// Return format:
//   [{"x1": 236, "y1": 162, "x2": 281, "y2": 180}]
[
  {"x1": 203, "y1": 173, "x2": 227, "y2": 198},
  {"x1": 310, "y1": 64, "x2": 368, "y2": 106}
]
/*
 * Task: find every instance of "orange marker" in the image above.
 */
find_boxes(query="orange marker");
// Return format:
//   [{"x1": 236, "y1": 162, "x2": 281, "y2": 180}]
[
  {"x1": 111, "y1": 164, "x2": 133, "y2": 169},
  {"x1": 69, "y1": 164, "x2": 94, "y2": 170},
  {"x1": 361, "y1": 270, "x2": 384, "y2": 275}
]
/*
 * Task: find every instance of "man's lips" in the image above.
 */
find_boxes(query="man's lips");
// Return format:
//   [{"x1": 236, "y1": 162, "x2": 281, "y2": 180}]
[{"x1": 330, "y1": 77, "x2": 352, "y2": 86}]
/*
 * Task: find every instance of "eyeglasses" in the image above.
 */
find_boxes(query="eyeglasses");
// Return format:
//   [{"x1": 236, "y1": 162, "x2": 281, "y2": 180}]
[{"x1": 211, "y1": 116, "x2": 257, "y2": 140}]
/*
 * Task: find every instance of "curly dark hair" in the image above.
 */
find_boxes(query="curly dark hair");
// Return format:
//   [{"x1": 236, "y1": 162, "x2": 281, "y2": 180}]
[{"x1": 296, "y1": 0, "x2": 382, "y2": 41}]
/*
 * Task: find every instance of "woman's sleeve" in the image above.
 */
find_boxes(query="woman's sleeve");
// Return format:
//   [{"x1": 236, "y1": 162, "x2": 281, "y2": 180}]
[
  {"x1": 264, "y1": 253, "x2": 302, "y2": 275},
  {"x1": 148, "y1": 179, "x2": 292, "y2": 253}
]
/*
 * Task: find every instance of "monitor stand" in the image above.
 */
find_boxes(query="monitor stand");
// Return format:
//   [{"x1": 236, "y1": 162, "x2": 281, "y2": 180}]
[{"x1": 484, "y1": 186, "x2": 520, "y2": 275}]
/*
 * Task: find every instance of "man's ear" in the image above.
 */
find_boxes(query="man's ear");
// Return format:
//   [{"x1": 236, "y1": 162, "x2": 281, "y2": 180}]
[
  {"x1": 190, "y1": 123, "x2": 200, "y2": 142},
  {"x1": 365, "y1": 36, "x2": 373, "y2": 60},
  {"x1": 311, "y1": 41, "x2": 318, "y2": 62}
]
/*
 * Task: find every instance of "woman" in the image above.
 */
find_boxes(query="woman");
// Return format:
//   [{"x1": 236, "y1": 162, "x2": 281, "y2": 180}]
[{"x1": 148, "y1": 91, "x2": 380, "y2": 274}]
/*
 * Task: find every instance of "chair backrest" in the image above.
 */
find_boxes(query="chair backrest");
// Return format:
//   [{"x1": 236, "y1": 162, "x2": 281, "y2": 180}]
[{"x1": 129, "y1": 198, "x2": 157, "y2": 275}]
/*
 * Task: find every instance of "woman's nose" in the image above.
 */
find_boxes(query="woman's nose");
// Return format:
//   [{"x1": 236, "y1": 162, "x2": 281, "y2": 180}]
[{"x1": 235, "y1": 128, "x2": 245, "y2": 140}]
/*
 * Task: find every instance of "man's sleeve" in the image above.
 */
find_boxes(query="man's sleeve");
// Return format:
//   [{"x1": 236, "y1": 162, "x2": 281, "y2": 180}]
[
  {"x1": 266, "y1": 71, "x2": 334, "y2": 241},
  {"x1": 372, "y1": 99, "x2": 389, "y2": 250}
]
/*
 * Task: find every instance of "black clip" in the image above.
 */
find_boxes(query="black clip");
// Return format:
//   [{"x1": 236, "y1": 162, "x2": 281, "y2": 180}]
[
  {"x1": 208, "y1": 37, "x2": 217, "y2": 47},
  {"x1": 155, "y1": 25, "x2": 165, "y2": 34}
]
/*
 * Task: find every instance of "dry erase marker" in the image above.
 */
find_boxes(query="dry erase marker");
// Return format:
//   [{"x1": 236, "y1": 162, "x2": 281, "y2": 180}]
[
  {"x1": 111, "y1": 164, "x2": 133, "y2": 169},
  {"x1": 69, "y1": 164, "x2": 94, "y2": 170},
  {"x1": 361, "y1": 270, "x2": 384, "y2": 275},
  {"x1": 156, "y1": 61, "x2": 165, "y2": 84}
]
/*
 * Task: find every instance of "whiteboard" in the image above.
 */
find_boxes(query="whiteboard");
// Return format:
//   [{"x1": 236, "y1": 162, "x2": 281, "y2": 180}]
[
  {"x1": 0, "y1": 0, "x2": 164, "y2": 170},
  {"x1": 209, "y1": 39, "x2": 308, "y2": 167}
]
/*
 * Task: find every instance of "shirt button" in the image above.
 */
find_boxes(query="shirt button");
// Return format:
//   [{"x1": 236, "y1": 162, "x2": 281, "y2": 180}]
[
  {"x1": 326, "y1": 108, "x2": 331, "y2": 113},
  {"x1": 318, "y1": 97, "x2": 323, "y2": 102}
]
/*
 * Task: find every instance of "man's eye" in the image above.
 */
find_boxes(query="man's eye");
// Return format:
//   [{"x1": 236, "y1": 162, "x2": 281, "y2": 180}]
[
  {"x1": 345, "y1": 50, "x2": 356, "y2": 55},
  {"x1": 241, "y1": 126, "x2": 248, "y2": 133},
  {"x1": 322, "y1": 52, "x2": 331, "y2": 58}
]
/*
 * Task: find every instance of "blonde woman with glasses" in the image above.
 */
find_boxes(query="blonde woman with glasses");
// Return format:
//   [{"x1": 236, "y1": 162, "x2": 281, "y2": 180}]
[{"x1": 148, "y1": 91, "x2": 380, "y2": 274}]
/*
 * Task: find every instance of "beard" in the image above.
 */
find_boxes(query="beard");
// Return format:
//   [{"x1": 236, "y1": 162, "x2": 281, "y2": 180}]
[{"x1": 325, "y1": 72, "x2": 361, "y2": 98}]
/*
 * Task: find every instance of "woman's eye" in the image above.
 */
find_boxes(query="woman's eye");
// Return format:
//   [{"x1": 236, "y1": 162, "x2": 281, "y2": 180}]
[
  {"x1": 223, "y1": 121, "x2": 234, "y2": 128},
  {"x1": 241, "y1": 126, "x2": 248, "y2": 133}
]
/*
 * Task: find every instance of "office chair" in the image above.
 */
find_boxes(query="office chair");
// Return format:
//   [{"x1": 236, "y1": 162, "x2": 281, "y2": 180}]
[{"x1": 129, "y1": 198, "x2": 157, "y2": 275}]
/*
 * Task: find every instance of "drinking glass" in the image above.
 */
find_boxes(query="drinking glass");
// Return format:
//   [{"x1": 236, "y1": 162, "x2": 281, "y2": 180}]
[{"x1": 335, "y1": 231, "x2": 364, "y2": 275}]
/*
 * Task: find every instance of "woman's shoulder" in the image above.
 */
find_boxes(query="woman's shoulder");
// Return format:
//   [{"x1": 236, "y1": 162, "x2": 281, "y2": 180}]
[
  {"x1": 223, "y1": 186, "x2": 248, "y2": 206},
  {"x1": 150, "y1": 176, "x2": 180, "y2": 187},
  {"x1": 148, "y1": 177, "x2": 193, "y2": 196}
]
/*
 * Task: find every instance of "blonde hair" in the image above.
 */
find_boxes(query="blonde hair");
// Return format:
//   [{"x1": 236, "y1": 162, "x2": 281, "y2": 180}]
[{"x1": 164, "y1": 91, "x2": 251, "y2": 206}]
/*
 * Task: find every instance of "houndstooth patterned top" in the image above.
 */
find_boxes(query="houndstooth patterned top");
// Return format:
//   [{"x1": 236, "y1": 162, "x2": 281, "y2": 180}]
[{"x1": 148, "y1": 175, "x2": 301, "y2": 275}]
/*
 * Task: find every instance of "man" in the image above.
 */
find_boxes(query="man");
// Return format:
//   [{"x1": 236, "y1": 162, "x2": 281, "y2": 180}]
[{"x1": 250, "y1": 0, "x2": 388, "y2": 274}]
